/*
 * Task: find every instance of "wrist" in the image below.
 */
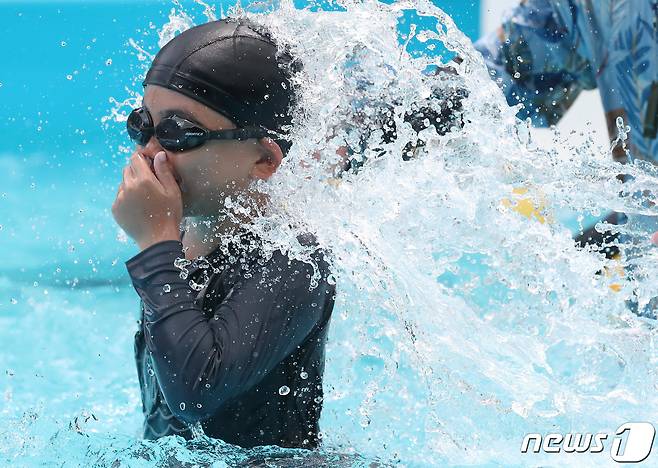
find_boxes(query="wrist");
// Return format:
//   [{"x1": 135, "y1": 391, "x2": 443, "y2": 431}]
[{"x1": 137, "y1": 229, "x2": 181, "y2": 251}]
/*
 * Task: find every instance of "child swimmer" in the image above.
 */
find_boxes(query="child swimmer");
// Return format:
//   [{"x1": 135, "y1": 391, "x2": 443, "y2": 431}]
[{"x1": 111, "y1": 17, "x2": 336, "y2": 449}]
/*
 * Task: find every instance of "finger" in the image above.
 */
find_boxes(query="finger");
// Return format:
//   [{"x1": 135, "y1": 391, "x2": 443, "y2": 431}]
[
  {"x1": 124, "y1": 155, "x2": 137, "y2": 179},
  {"x1": 130, "y1": 152, "x2": 154, "y2": 180},
  {"x1": 153, "y1": 151, "x2": 181, "y2": 195},
  {"x1": 129, "y1": 152, "x2": 142, "y2": 177},
  {"x1": 125, "y1": 152, "x2": 141, "y2": 177},
  {"x1": 112, "y1": 182, "x2": 124, "y2": 210},
  {"x1": 122, "y1": 166, "x2": 134, "y2": 184},
  {"x1": 652, "y1": 231, "x2": 658, "y2": 246}
]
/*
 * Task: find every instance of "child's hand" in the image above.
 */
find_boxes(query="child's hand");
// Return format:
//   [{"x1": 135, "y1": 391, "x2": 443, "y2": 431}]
[
  {"x1": 652, "y1": 232, "x2": 658, "y2": 246},
  {"x1": 112, "y1": 150, "x2": 183, "y2": 251}
]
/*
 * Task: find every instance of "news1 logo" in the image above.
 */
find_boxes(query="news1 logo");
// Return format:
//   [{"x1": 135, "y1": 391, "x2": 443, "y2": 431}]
[{"x1": 521, "y1": 422, "x2": 656, "y2": 462}]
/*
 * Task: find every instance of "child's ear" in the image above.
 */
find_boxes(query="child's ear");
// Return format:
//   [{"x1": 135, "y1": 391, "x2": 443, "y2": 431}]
[{"x1": 251, "y1": 137, "x2": 283, "y2": 180}]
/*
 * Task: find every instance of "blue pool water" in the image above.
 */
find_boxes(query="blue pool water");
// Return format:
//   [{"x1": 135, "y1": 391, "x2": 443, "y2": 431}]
[{"x1": 2, "y1": 1, "x2": 658, "y2": 467}]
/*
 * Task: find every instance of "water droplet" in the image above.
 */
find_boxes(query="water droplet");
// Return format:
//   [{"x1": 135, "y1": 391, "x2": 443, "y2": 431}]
[
  {"x1": 174, "y1": 257, "x2": 190, "y2": 279},
  {"x1": 10, "y1": 298, "x2": 17, "y2": 305},
  {"x1": 513, "y1": 72, "x2": 521, "y2": 79},
  {"x1": 66, "y1": 75, "x2": 73, "y2": 81},
  {"x1": 163, "y1": 284, "x2": 171, "y2": 293},
  {"x1": 189, "y1": 279, "x2": 206, "y2": 291},
  {"x1": 190, "y1": 421, "x2": 205, "y2": 438},
  {"x1": 105, "y1": 58, "x2": 112, "y2": 66},
  {"x1": 147, "y1": 368, "x2": 154, "y2": 376},
  {"x1": 60, "y1": 41, "x2": 67, "y2": 47},
  {"x1": 300, "y1": 371, "x2": 308, "y2": 379},
  {"x1": 278, "y1": 385, "x2": 290, "y2": 396},
  {"x1": 196, "y1": 403, "x2": 202, "y2": 408},
  {"x1": 179, "y1": 402, "x2": 186, "y2": 410}
]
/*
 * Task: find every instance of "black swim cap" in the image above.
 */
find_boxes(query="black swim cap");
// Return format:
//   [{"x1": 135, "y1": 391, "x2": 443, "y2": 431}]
[{"x1": 143, "y1": 17, "x2": 301, "y2": 155}]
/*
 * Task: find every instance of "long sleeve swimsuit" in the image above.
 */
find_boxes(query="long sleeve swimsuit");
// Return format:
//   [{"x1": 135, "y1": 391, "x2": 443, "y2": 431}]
[{"x1": 125, "y1": 227, "x2": 336, "y2": 449}]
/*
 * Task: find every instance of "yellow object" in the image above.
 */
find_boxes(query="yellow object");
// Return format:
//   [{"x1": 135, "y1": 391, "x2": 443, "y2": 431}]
[
  {"x1": 604, "y1": 252, "x2": 625, "y2": 293},
  {"x1": 500, "y1": 186, "x2": 550, "y2": 224},
  {"x1": 501, "y1": 186, "x2": 624, "y2": 293}
]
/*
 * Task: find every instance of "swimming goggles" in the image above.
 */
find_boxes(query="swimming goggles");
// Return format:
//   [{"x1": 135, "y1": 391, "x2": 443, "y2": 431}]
[{"x1": 126, "y1": 106, "x2": 276, "y2": 152}]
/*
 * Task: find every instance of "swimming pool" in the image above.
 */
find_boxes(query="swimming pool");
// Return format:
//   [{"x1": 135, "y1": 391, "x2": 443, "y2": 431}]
[{"x1": 2, "y1": 1, "x2": 657, "y2": 467}]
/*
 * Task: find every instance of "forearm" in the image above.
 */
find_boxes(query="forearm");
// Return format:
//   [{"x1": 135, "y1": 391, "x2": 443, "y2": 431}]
[{"x1": 473, "y1": 0, "x2": 591, "y2": 127}]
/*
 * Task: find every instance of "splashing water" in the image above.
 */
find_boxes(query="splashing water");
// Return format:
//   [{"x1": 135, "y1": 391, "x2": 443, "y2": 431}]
[
  {"x1": 229, "y1": 1, "x2": 658, "y2": 465},
  {"x1": 8, "y1": 0, "x2": 658, "y2": 466}
]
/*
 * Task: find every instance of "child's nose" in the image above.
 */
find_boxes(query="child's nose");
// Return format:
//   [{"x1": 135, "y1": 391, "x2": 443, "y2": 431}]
[{"x1": 139, "y1": 136, "x2": 166, "y2": 165}]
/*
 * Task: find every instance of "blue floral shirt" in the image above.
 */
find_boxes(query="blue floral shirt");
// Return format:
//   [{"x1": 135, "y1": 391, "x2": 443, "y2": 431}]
[{"x1": 475, "y1": 0, "x2": 658, "y2": 161}]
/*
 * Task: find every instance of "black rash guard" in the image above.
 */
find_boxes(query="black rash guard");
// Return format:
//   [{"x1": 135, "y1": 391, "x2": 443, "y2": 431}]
[{"x1": 125, "y1": 228, "x2": 335, "y2": 449}]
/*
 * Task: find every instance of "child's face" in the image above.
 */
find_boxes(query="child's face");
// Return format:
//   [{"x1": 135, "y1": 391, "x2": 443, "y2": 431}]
[{"x1": 139, "y1": 84, "x2": 270, "y2": 217}]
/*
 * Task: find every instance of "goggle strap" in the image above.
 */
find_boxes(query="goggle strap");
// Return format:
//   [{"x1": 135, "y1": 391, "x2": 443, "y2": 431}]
[{"x1": 207, "y1": 126, "x2": 276, "y2": 141}]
